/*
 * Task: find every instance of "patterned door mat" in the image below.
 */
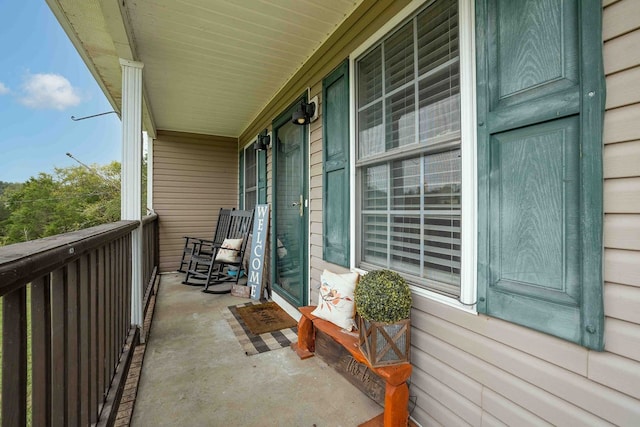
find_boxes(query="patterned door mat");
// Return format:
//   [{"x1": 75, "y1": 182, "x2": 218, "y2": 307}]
[
  {"x1": 236, "y1": 301, "x2": 298, "y2": 335},
  {"x1": 223, "y1": 302, "x2": 298, "y2": 356}
]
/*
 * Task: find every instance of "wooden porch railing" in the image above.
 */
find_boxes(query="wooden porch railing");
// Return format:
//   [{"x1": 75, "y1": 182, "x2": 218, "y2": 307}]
[
  {"x1": 0, "y1": 214, "x2": 159, "y2": 426},
  {"x1": 141, "y1": 214, "x2": 159, "y2": 320}
]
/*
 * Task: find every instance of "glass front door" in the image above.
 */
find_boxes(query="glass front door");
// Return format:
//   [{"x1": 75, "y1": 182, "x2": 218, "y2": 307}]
[{"x1": 272, "y1": 100, "x2": 308, "y2": 307}]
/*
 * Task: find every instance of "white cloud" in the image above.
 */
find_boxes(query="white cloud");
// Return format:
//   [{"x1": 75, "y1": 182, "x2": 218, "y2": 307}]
[
  {"x1": 19, "y1": 73, "x2": 81, "y2": 110},
  {"x1": 0, "y1": 82, "x2": 9, "y2": 95}
]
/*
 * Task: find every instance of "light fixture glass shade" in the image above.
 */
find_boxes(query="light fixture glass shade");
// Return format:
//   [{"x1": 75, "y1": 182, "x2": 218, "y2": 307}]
[
  {"x1": 292, "y1": 100, "x2": 316, "y2": 125},
  {"x1": 292, "y1": 107, "x2": 308, "y2": 125},
  {"x1": 254, "y1": 130, "x2": 270, "y2": 151}
]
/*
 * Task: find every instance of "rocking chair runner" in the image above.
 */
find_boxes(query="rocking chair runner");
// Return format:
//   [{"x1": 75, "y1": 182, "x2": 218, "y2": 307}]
[
  {"x1": 184, "y1": 209, "x2": 254, "y2": 293},
  {"x1": 178, "y1": 208, "x2": 234, "y2": 273}
]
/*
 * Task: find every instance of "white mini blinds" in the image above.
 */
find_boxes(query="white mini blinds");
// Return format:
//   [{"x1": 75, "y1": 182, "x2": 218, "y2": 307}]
[{"x1": 356, "y1": 0, "x2": 461, "y2": 297}]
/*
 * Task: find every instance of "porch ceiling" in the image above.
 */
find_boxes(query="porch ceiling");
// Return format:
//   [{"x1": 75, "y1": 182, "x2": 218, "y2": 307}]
[{"x1": 46, "y1": 0, "x2": 363, "y2": 139}]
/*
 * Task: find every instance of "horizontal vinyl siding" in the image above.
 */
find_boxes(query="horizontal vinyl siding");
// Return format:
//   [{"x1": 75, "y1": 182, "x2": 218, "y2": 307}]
[
  {"x1": 603, "y1": 140, "x2": 640, "y2": 178},
  {"x1": 602, "y1": 0, "x2": 640, "y2": 380},
  {"x1": 605, "y1": 282, "x2": 640, "y2": 324},
  {"x1": 308, "y1": 81, "x2": 326, "y2": 306},
  {"x1": 605, "y1": 248, "x2": 640, "y2": 286},
  {"x1": 411, "y1": 324, "x2": 605, "y2": 426},
  {"x1": 480, "y1": 388, "x2": 551, "y2": 427},
  {"x1": 602, "y1": 0, "x2": 640, "y2": 41},
  {"x1": 411, "y1": 298, "x2": 640, "y2": 426},
  {"x1": 153, "y1": 131, "x2": 238, "y2": 272}
]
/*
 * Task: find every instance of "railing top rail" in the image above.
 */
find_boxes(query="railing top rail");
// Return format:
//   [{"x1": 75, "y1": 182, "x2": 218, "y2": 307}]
[
  {"x1": 142, "y1": 212, "x2": 158, "y2": 226},
  {"x1": 0, "y1": 220, "x2": 139, "y2": 296}
]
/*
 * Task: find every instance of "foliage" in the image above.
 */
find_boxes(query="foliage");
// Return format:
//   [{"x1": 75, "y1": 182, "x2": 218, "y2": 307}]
[
  {"x1": 0, "y1": 162, "x2": 122, "y2": 245},
  {"x1": 354, "y1": 269, "x2": 412, "y2": 323},
  {"x1": 0, "y1": 181, "x2": 23, "y2": 229}
]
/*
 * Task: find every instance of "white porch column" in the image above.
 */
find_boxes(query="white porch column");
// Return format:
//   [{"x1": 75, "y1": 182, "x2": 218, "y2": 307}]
[{"x1": 120, "y1": 59, "x2": 144, "y2": 333}]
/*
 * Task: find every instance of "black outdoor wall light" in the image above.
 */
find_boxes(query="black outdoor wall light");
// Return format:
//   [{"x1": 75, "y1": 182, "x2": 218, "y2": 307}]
[
  {"x1": 291, "y1": 96, "x2": 318, "y2": 125},
  {"x1": 254, "y1": 129, "x2": 271, "y2": 151}
]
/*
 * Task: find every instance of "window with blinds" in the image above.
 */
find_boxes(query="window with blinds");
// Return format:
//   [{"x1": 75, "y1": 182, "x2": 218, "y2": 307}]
[{"x1": 356, "y1": 0, "x2": 461, "y2": 297}]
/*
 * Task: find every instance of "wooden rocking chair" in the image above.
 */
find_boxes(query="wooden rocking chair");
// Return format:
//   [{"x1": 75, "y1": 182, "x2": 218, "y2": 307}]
[
  {"x1": 178, "y1": 207, "x2": 234, "y2": 273},
  {"x1": 184, "y1": 209, "x2": 254, "y2": 294}
]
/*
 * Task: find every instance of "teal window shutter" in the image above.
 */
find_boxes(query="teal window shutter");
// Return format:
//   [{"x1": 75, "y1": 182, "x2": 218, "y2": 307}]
[
  {"x1": 476, "y1": 0, "x2": 605, "y2": 350},
  {"x1": 322, "y1": 60, "x2": 350, "y2": 267},
  {"x1": 239, "y1": 150, "x2": 244, "y2": 209},
  {"x1": 257, "y1": 148, "x2": 267, "y2": 204}
]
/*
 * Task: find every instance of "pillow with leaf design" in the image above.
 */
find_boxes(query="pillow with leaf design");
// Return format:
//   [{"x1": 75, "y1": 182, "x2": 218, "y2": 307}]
[{"x1": 311, "y1": 269, "x2": 359, "y2": 331}]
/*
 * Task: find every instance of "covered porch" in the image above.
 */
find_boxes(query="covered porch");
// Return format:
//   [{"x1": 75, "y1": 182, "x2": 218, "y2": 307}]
[
  {"x1": 131, "y1": 272, "x2": 380, "y2": 426},
  {"x1": 4, "y1": 0, "x2": 640, "y2": 426}
]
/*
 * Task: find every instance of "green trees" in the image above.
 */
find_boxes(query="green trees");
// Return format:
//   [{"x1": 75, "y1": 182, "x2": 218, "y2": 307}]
[
  {"x1": 0, "y1": 181, "x2": 23, "y2": 224},
  {"x1": 0, "y1": 162, "x2": 122, "y2": 245}
]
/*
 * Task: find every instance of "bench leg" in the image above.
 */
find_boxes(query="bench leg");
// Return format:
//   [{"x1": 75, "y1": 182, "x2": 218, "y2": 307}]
[
  {"x1": 291, "y1": 314, "x2": 315, "y2": 359},
  {"x1": 384, "y1": 381, "x2": 409, "y2": 427}
]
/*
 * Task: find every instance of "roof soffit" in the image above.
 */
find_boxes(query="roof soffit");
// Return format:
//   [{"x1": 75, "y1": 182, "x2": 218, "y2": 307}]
[{"x1": 48, "y1": 0, "x2": 364, "y2": 139}]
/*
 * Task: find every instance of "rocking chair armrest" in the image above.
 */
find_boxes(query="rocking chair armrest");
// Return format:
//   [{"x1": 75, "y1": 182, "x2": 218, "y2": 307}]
[
  {"x1": 191, "y1": 244, "x2": 224, "y2": 263},
  {"x1": 191, "y1": 239, "x2": 223, "y2": 256},
  {"x1": 182, "y1": 236, "x2": 209, "y2": 247},
  {"x1": 182, "y1": 236, "x2": 210, "y2": 257}
]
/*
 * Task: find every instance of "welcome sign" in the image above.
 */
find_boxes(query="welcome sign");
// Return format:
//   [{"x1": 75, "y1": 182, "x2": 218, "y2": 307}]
[{"x1": 248, "y1": 204, "x2": 270, "y2": 300}]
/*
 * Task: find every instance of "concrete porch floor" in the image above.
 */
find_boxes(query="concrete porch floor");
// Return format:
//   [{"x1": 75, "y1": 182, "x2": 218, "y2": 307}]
[{"x1": 130, "y1": 272, "x2": 381, "y2": 426}]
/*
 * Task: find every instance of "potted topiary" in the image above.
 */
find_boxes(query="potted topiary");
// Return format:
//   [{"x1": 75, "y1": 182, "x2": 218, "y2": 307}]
[{"x1": 354, "y1": 269, "x2": 412, "y2": 367}]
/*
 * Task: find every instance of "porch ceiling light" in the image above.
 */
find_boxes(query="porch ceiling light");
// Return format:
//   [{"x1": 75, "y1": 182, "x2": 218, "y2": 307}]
[
  {"x1": 292, "y1": 96, "x2": 318, "y2": 125},
  {"x1": 254, "y1": 129, "x2": 271, "y2": 151}
]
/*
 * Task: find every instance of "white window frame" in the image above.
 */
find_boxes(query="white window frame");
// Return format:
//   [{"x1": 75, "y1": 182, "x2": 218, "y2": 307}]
[{"x1": 349, "y1": 0, "x2": 477, "y2": 312}]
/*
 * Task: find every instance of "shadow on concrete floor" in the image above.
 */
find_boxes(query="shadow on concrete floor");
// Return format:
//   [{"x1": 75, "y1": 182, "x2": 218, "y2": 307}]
[{"x1": 129, "y1": 273, "x2": 381, "y2": 427}]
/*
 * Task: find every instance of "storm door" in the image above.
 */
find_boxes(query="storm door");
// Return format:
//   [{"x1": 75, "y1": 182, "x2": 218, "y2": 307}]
[{"x1": 272, "y1": 98, "x2": 308, "y2": 307}]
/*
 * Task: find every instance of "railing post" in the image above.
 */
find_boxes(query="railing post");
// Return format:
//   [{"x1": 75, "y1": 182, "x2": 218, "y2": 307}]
[
  {"x1": 2, "y1": 287, "x2": 27, "y2": 426},
  {"x1": 154, "y1": 216, "x2": 160, "y2": 269},
  {"x1": 120, "y1": 58, "x2": 145, "y2": 340},
  {"x1": 31, "y1": 276, "x2": 52, "y2": 426}
]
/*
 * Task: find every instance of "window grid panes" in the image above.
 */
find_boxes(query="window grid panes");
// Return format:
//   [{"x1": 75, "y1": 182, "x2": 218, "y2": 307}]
[{"x1": 357, "y1": 0, "x2": 461, "y2": 296}]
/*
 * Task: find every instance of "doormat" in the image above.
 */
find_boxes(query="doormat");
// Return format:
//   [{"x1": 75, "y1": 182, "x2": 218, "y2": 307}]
[
  {"x1": 223, "y1": 302, "x2": 298, "y2": 356},
  {"x1": 236, "y1": 301, "x2": 298, "y2": 335}
]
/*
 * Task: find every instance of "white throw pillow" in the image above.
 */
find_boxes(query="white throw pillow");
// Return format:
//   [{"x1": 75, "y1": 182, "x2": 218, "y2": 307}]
[
  {"x1": 215, "y1": 238, "x2": 243, "y2": 263},
  {"x1": 311, "y1": 269, "x2": 359, "y2": 331}
]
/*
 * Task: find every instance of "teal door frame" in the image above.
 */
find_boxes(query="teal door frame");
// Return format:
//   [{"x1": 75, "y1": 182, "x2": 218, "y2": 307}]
[{"x1": 271, "y1": 93, "x2": 309, "y2": 307}]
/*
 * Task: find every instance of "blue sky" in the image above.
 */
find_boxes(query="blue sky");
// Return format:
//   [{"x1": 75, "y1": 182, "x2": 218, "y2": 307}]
[{"x1": 0, "y1": 0, "x2": 121, "y2": 183}]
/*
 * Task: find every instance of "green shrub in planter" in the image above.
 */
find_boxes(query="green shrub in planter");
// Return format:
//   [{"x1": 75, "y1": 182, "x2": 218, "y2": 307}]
[
  {"x1": 354, "y1": 269, "x2": 412, "y2": 323},
  {"x1": 354, "y1": 269, "x2": 412, "y2": 367}
]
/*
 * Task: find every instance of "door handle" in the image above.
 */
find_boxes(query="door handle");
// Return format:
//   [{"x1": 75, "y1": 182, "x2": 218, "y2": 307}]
[{"x1": 292, "y1": 195, "x2": 303, "y2": 217}]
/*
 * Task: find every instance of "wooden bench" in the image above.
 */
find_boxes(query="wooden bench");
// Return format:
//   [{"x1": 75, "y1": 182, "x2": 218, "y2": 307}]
[{"x1": 291, "y1": 306, "x2": 412, "y2": 427}]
